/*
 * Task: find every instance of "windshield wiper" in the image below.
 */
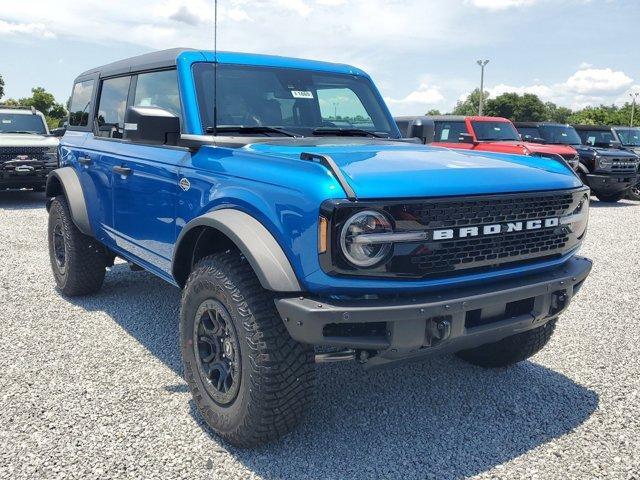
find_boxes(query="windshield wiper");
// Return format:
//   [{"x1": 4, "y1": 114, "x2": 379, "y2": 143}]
[
  {"x1": 312, "y1": 127, "x2": 385, "y2": 138},
  {"x1": 3, "y1": 130, "x2": 38, "y2": 134},
  {"x1": 206, "y1": 125, "x2": 299, "y2": 137}
]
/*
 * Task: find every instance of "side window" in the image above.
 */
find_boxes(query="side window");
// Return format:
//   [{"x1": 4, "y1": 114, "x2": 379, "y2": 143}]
[
  {"x1": 316, "y1": 88, "x2": 373, "y2": 128},
  {"x1": 434, "y1": 121, "x2": 466, "y2": 142},
  {"x1": 133, "y1": 70, "x2": 182, "y2": 123},
  {"x1": 68, "y1": 80, "x2": 95, "y2": 127},
  {"x1": 96, "y1": 76, "x2": 130, "y2": 138}
]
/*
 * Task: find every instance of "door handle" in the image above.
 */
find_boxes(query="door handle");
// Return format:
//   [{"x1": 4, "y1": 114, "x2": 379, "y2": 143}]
[
  {"x1": 113, "y1": 165, "x2": 132, "y2": 176},
  {"x1": 78, "y1": 156, "x2": 92, "y2": 165}
]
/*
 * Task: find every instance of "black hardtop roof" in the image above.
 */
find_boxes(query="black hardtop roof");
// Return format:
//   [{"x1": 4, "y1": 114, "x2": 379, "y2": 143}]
[
  {"x1": 573, "y1": 124, "x2": 614, "y2": 131},
  {"x1": 76, "y1": 48, "x2": 194, "y2": 80},
  {"x1": 514, "y1": 121, "x2": 570, "y2": 127}
]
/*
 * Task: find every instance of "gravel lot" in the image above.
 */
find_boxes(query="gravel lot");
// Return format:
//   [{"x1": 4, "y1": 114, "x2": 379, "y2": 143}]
[{"x1": 0, "y1": 190, "x2": 639, "y2": 480}]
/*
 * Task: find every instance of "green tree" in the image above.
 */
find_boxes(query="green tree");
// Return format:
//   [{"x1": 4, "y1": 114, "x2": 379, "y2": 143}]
[
  {"x1": 18, "y1": 87, "x2": 67, "y2": 129},
  {"x1": 1, "y1": 98, "x2": 19, "y2": 107},
  {"x1": 452, "y1": 88, "x2": 489, "y2": 116},
  {"x1": 426, "y1": 109, "x2": 441, "y2": 115},
  {"x1": 0, "y1": 74, "x2": 4, "y2": 100},
  {"x1": 544, "y1": 102, "x2": 573, "y2": 123},
  {"x1": 484, "y1": 92, "x2": 548, "y2": 122}
]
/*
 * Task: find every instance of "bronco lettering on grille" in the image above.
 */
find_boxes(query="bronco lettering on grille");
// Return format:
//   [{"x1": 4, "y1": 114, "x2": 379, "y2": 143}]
[{"x1": 432, "y1": 217, "x2": 559, "y2": 241}]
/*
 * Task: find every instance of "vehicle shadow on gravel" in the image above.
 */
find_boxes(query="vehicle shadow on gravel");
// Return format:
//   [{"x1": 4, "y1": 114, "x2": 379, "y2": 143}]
[
  {"x1": 0, "y1": 190, "x2": 47, "y2": 210},
  {"x1": 590, "y1": 199, "x2": 639, "y2": 208},
  {"x1": 67, "y1": 266, "x2": 598, "y2": 480}
]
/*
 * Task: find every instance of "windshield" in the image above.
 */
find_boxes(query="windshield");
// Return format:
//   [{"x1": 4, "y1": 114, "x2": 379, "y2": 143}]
[
  {"x1": 0, "y1": 112, "x2": 47, "y2": 134},
  {"x1": 615, "y1": 128, "x2": 640, "y2": 146},
  {"x1": 579, "y1": 130, "x2": 615, "y2": 147},
  {"x1": 538, "y1": 125, "x2": 582, "y2": 145},
  {"x1": 193, "y1": 63, "x2": 396, "y2": 137},
  {"x1": 471, "y1": 121, "x2": 520, "y2": 141}
]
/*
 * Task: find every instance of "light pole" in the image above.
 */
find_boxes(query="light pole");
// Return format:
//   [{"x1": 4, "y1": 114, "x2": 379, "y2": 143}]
[
  {"x1": 630, "y1": 92, "x2": 639, "y2": 127},
  {"x1": 477, "y1": 59, "x2": 489, "y2": 116}
]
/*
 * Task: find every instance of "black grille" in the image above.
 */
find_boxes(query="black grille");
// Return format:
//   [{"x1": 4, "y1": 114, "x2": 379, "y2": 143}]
[
  {"x1": 0, "y1": 146, "x2": 49, "y2": 155},
  {"x1": 400, "y1": 192, "x2": 574, "y2": 228},
  {"x1": 610, "y1": 158, "x2": 637, "y2": 174},
  {"x1": 322, "y1": 188, "x2": 588, "y2": 279}
]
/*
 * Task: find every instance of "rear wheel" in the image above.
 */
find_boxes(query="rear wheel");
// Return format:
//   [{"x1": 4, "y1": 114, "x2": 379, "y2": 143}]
[
  {"x1": 47, "y1": 196, "x2": 107, "y2": 296},
  {"x1": 180, "y1": 252, "x2": 315, "y2": 447},
  {"x1": 456, "y1": 318, "x2": 557, "y2": 368},
  {"x1": 595, "y1": 191, "x2": 627, "y2": 203}
]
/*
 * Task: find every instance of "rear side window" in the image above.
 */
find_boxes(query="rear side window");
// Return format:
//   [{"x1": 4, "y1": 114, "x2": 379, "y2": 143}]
[
  {"x1": 434, "y1": 121, "x2": 467, "y2": 142},
  {"x1": 68, "y1": 80, "x2": 95, "y2": 127},
  {"x1": 517, "y1": 127, "x2": 540, "y2": 139},
  {"x1": 97, "y1": 76, "x2": 131, "y2": 138},
  {"x1": 133, "y1": 70, "x2": 182, "y2": 123}
]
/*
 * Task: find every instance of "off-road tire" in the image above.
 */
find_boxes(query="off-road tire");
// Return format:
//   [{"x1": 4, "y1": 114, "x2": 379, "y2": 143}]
[
  {"x1": 456, "y1": 318, "x2": 557, "y2": 368},
  {"x1": 595, "y1": 191, "x2": 626, "y2": 203},
  {"x1": 180, "y1": 252, "x2": 315, "y2": 447},
  {"x1": 47, "y1": 196, "x2": 107, "y2": 296},
  {"x1": 627, "y1": 182, "x2": 640, "y2": 201}
]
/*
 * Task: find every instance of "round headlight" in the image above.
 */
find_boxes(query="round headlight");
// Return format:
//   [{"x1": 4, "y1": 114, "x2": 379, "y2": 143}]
[
  {"x1": 339, "y1": 210, "x2": 393, "y2": 267},
  {"x1": 598, "y1": 156, "x2": 612, "y2": 168}
]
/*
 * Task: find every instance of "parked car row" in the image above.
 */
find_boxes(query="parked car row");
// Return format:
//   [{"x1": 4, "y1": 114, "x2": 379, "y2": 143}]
[{"x1": 396, "y1": 115, "x2": 640, "y2": 203}]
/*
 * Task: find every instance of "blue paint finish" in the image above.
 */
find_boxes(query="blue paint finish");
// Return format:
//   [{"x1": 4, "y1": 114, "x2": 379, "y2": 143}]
[{"x1": 61, "y1": 49, "x2": 586, "y2": 296}]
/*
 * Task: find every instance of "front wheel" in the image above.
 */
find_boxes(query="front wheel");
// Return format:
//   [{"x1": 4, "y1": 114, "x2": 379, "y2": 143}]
[
  {"x1": 180, "y1": 252, "x2": 315, "y2": 447},
  {"x1": 627, "y1": 182, "x2": 640, "y2": 201},
  {"x1": 456, "y1": 318, "x2": 557, "y2": 368},
  {"x1": 595, "y1": 191, "x2": 627, "y2": 203}
]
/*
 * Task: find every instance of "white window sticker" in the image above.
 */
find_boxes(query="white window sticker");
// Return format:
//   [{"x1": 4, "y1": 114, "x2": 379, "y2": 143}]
[
  {"x1": 2, "y1": 120, "x2": 11, "y2": 124},
  {"x1": 291, "y1": 90, "x2": 314, "y2": 99}
]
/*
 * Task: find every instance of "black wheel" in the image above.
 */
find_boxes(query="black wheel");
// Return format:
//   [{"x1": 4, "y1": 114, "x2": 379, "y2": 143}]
[
  {"x1": 627, "y1": 182, "x2": 640, "y2": 201},
  {"x1": 456, "y1": 318, "x2": 557, "y2": 368},
  {"x1": 180, "y1": 252, "x2": 315, "y2": 447},
  {"x1": 595, "y1": 191, "x2": 626, "y2": 203},
  {"x1": 47, "y1": 196, "x2": 107, "y2": 296}
]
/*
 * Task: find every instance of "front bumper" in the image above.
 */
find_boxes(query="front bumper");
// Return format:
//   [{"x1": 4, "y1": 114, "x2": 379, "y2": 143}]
[
  {"x1": 276, "y1": 256, "x2": 592, "y2": 368},
  {"x1": 584, "y1": 173, "x2": 636, "y2": 195},
  {"x1": 0, "y1": 165, "x2": 55, "y2": 189}
]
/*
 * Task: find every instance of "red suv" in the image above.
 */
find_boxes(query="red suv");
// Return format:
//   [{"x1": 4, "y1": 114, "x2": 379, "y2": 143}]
[{"x1": 428, "y1": 116, "x2": 579, "y2": 170}]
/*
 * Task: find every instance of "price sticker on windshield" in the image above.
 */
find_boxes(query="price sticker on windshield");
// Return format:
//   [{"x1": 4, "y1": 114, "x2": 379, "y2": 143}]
[{"x1": 291, "y1": 90, "x2": 314, "y2": 99}]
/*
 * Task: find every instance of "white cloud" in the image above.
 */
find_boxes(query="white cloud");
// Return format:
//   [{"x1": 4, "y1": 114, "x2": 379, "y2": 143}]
[
  {"x1": 0, "y1": 19, "x2": 55, "y2": 38},
  {"x1": 467, "y1": 0, "x2": 538, "y2": 10},
  {"x1": 385, "y1": 83, "x2": 445, "y2": 115},
  {"x1": 565, "y1": 68, "x2": 633, "y2": 94},
  {"x1": 477, "y1": 67, "x2": 636, "y2": 110}
]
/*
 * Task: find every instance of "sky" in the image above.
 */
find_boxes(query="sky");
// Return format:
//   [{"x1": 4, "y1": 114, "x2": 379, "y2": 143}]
[{"x1": 1, "y1": 0, "x2": 639, "y2": 115}]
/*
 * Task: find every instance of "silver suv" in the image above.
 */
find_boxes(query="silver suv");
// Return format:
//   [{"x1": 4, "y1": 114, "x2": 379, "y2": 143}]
[{"x1": 0, "y1": 106, "x2": 60, "y2": 191}]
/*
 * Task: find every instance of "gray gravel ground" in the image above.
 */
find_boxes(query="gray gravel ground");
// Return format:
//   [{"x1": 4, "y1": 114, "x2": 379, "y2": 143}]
[{"x1": 0, "y1": 190, "x2": 639, "y2": 480}]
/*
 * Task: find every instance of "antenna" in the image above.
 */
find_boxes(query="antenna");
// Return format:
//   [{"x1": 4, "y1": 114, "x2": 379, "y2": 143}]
[{"x1": 212, "y1": 0, "x2": 218, "y2": 137}]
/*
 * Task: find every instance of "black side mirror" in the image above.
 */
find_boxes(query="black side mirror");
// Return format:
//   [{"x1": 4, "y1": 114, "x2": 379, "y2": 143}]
[
  {"x1": 459, "y1": 133, "x2": 476, "y2": 144},
  {"x1": 610, "y1": 141, "x2": 622, "y2": 149},
  {"x1": 50, "y1": 127, "x2": 66, "y2": 137},
  {"x1": 394, "y1": 116, "x2": 435, "y2": 144},
  {"x1": 124, "y1": 106, "x2": 180, "y2": 145}
]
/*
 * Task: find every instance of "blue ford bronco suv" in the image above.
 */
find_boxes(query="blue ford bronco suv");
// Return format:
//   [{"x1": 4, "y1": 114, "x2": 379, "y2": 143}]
[{"x1": 47, "y1": 48, "x2": 592, "y2": 447}]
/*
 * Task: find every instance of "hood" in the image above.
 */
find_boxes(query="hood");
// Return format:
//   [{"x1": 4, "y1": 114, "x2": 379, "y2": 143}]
[
  {"x1": 0, "y1": 133, "x2": 59, "y2": 148},
  {"x1": 244, "y1": 139, "x2": 581, "y2": 199},
  {"x1": 574, "y1": 144, "x2": 638, "y2": 158},
  {"x1": 483, "y1": 140, "x2": 577, "y2": 156}
]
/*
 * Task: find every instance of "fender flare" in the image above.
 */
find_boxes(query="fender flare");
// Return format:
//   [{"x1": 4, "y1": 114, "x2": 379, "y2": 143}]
[
  {"x1": 45, "y1": 167, "x2": 93, "y2": 236},
  {"x1": 174, "y1": 209, "x2": 302, "y2": 292},
  {"x1": 576, "y1": 162, "x2": 589, "y2": 176}
]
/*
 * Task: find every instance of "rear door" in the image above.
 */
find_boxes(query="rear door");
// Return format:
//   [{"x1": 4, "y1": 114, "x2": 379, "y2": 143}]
[{"x1": 64, "y1": 77, "x2": 116, "y2": 242}]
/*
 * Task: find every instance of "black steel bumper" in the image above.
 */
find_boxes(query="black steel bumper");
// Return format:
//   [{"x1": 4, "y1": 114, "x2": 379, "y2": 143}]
[
  {"x1": 584, "y1": 173, "x2": 636, "y2": 195},
  {"x1": 275, "y1": 256, "x2": 592, "y2": 368},
  {"x1": 0, "y1": 168, "x2": 52, "y2": 189}
]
